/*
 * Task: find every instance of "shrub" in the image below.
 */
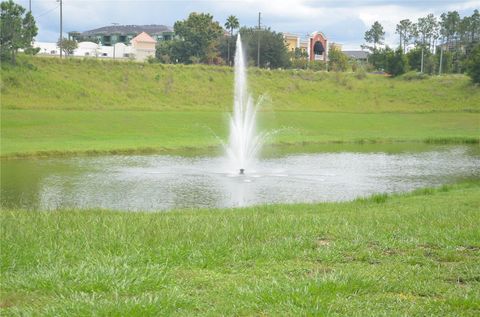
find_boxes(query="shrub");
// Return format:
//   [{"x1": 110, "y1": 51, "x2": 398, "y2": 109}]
[
  {"x1": 466, "y1": 44, "x2": 480, "y2": 83},
  {"x1": 387, "y1": 48, "x2": 408, "y2": 77},
  {"x1": 400, "y1": 71, "x2": 429, "y2": 81},
  {"x1": 355, "y1": 67, "x2": 367, "y2": 80}
]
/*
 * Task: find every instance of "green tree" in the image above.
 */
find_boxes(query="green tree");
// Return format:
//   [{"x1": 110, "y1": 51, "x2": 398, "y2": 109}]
[
  {"x1": 239, "y1": 27, "x2": 290, "y2": 68},
  {"x1": 368, "y1": 47, "x2": 393, "y2": 71},
  {"x1": 415, "y1": 13, "x2": 438, "y2": 52},
  {"x1": 173, "y1": 12, "x2": 223, "y2": 64},
  {"x1": 328, "y1": 47, "x2": 348, "y2": 72},
  {"x1": 387, "y1": 48, "x2": 408, "y2": 76},
  {"x1": 224, "y1": 15, "x2": 239, "y2": 65},
  {"x1": 57, "y1": 38, "x2": 78, "y2": 56},
  {"x1": 364, "y1": 21, "x2": 385, "y2": 50},
  {"x1": 0, "y1": 0, "x2": 37, "y2": 63},
  {"x1": 396, "y1": 19, "x2": 413, "y2": 53},
  {"x1": 440, "y1": 11, "x2": 461, "y2": 45},
  {"x1": 466, "y1": 43, "x2": 480, "y2": 83}
]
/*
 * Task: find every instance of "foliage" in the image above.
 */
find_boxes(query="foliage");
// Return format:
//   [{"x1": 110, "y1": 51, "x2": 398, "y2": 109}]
[
  {"x1": 405, "y1": 47, "x2": 436, "y2": 74},
  {"x1": 171, "y1": 12, "x2": 223, "y2": 64},
  {"x1": 436, "y1": 48, "x2": 453, "y2": 74},
  {"x1": 364, "y1": 21, "x2": 385, "y2": 49},
  {"x1": 386, "y1": 48, "x2": 408, "y2": 76},
  {"x1": 414, "y1": 13, "x2": 439, "y2": 53},
  {"x1": 0, "y1": 0, "x2": 37, "y2": 63},
  {"x1": 368, "y1": 46, "x2": 393, "y2": 71},
  {"x1": 57, "y1": 38, "x2": 78, "y2": 56},
  {"x1": 224, "y1": 15, "x2": 239, "y2": 36},
  {"x1": 466, "y1": 43, "x2": 480, "y2": 83},
  {"x1": 396, "y1": 19, "x2": 413, "y2": 53},
  {"x1": 328, "y1": 47, "x2": 349, "y2": 71},
  {"x1": 400, "y1": 71, "x2": 429, "y2": 81},
  {"x1": 239, "y1": 27, "x2": 290, "y2": 68},
  {"x1": 224, "y1": 15, "x2": 239, "y2": 65},
  {"x1": 354, "y1": 67, "x2": 367, "y2": 79}
]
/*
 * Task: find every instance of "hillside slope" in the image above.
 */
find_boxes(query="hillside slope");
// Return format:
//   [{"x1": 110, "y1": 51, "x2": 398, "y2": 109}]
[{"x1": 1, "y1": 56, "x2": 479, "y2": 113}]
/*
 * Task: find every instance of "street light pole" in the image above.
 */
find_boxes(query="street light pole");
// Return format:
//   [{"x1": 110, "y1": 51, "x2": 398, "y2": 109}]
[{"x1": 257, "y1": 12, "x2": 261, "y2": 67}]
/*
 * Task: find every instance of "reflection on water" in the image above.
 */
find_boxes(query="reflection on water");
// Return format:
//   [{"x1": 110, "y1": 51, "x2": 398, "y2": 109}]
[{"x1": 1, "y1": 144, "x2": 479, "y2": 211}]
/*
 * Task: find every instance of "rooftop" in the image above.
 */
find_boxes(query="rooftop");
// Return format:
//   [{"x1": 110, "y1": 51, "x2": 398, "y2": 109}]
[
  {"x1": 342, "y1": 50, "x2": 369, "y2": 59},
  {"x1": 79, "y1": 24, "x2": 172, "y2": 36},
  {"x1": 132, "y1": 32, "x2": 156, "y2": 44}
]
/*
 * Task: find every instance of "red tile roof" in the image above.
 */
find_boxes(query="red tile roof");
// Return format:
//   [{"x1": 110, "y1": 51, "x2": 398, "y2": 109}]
[{"x1": 132, "y1": 32, "x2": 156, "y2": 43}]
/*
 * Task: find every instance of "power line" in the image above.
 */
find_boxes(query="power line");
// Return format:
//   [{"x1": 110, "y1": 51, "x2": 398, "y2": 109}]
[{"x1": 35, "y1": 4, "x2": 59, "y2": 19}]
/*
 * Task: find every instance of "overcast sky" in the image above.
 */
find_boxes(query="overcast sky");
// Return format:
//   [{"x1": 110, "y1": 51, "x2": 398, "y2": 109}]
[{"x1": 16, "y1": 0, "x2": 480, "y2": 50}]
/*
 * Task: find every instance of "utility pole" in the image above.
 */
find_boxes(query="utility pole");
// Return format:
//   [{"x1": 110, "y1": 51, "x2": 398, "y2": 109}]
[
  {"x1": 439, "y1": 47, "x2": 443, "y2": 75},
  {"x1": 420, "y1": 47, "x2": 424, "y2": 73},
  {"x1": 112, "y1": 23, "x2": 119, "y2": 60},
  {"x1": 29, "y1": 0, "x2": 31, "y2": 12},
  {"x1": 257, "y1": 12, "x2": 261, "y2": 67},
  {"x1": 58, "y1": 0, "x2": 63, "y2": 59}
]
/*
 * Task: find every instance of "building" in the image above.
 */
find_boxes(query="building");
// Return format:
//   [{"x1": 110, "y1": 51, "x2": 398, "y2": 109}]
[
  {"x1": 309, "y1": 31, "x2": 328, "y2": 62},
  {"x1": 130, "y1": 32, "x2": 156, "y2": 61},
  {"x1": 329, "y1": 42, "x2": 343, "y2": 51},
  {"x1": 283, "y1": 33, "x2": 300, "y2": 52},
  {"x1": 33, "y1": 33, "x2": 156, "y2": 62},
  {"x1": 282, "y1": 33, "x2": 313, "y2": 58},
  {"x1": 342, "y1": 50, "x2": 369, "y2": 62},
  {"x1": 68, "y1": 24, "x2": 173, "y2": 46}
]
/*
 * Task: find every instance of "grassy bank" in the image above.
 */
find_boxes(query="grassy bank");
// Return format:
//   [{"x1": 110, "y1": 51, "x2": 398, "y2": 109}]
[
  {"x1": 1, "y1": 182, "x2": 479, "y2": 315},
  {"x1": 1, "y1": 56, "x2": 479, "y2": 158},
  {"x1": 1, "y1": 56, "x2": 479, "y2": 113},
  {"x1": 1, "y1": 110, "x2": 479, "y2": 157}
]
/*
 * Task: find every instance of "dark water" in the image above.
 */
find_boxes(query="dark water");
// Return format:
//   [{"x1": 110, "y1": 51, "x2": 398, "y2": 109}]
[{"x1": 1, "y1": 144, "x2": 479, "y2": 211}]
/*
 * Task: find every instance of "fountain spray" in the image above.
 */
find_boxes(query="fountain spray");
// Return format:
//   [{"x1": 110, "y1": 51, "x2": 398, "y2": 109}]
[{"x1": 226, "y1": 34, "x2": 263, "y2": 175}]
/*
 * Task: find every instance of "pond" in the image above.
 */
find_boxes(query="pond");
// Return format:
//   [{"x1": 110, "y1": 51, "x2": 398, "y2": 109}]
[{"x1": 1, "y1": 144, "x2": 479, "y2": 211}]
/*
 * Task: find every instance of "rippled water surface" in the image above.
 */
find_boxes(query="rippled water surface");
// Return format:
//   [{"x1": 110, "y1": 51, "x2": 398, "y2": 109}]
[{"x1": 1, "y1": 144, "x2": 479, "y2": 211}]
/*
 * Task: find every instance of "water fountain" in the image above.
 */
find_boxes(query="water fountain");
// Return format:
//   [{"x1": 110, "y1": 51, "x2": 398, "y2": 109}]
[{"x1": 225, "y1": 34, "x2": 263, "y2": 175}]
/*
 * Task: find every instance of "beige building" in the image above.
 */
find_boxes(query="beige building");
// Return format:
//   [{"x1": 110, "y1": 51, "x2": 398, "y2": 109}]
[
  {"x1": 283, "y1": 33, "x2": 300, "y2": 52},
  {"x1": 131, "y1": 32, "x2": 157, "y2": 61},
  {"x1": 329, "y1": 42, "x2": 343, "y2": 51}
]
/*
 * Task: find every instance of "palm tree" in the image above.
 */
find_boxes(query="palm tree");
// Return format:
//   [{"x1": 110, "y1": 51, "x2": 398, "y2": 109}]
[{"x1": 225, "y1": 15, "x2": 240, "y2": 65}]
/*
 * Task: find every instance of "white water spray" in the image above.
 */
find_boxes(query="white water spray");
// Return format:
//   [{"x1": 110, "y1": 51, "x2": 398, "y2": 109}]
[{"x1": 225, "y1": 34, "x2": 263, "y2": 174}]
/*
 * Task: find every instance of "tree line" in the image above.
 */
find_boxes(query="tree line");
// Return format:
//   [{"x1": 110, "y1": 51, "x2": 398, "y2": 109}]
[
  {"x1": 362, "y1": 10, "x2": 479, "y2": 81},
  {"x1": 1, "y1": 1, "x2": 478, "y2": 83},
  {"x1": 155, "y1": 12, "x2": 290, "y2": 68}
]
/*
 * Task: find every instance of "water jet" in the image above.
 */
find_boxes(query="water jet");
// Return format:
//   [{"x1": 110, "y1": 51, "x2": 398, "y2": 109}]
[{"x1": 225, "y1": 34, "x2": 263, "y2": 174}]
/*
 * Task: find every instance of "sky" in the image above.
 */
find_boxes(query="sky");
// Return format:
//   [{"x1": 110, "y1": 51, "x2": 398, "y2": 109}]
[{"x1": 16, "y1": 0, "x2": 480, "y2": 50}]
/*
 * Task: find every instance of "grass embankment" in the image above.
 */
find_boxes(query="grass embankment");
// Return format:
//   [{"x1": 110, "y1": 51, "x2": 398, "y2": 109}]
[
  {"x1": 1, "y1": 56, "x2": 479, "y2": 157},
  {"x1": 2, "y1": 110, "x2": 478, "y2": 158},
  {"x1": 1, "y1": 182, "x2": 479, "y2": 315}
]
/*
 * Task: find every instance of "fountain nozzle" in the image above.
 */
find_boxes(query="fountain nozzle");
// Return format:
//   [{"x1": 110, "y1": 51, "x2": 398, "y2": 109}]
[{"x1": 239, "y1": 168, "x2": 245, "y2": 175}]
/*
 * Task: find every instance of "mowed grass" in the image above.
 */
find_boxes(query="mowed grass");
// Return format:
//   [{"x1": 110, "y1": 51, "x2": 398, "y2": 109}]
[
  {"x1": 1, "y1": 56, "x2": 479, "y2": 157},
  {"x1": 1, "y1": 110, "x2": 479, "y2": 157},
  {"x1": 1, "y1": 182, "x2": 479, "y2": 316},
  {"x1": 1, "y1": 56, "x2": 479, "y2": 113}
]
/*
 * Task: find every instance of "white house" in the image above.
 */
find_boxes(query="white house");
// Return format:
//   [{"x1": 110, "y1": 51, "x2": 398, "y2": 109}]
[
  {"x1": 32, "y1": 36, "x2": 153, "y2": 61},
  {"x1": 130, "y1": 32, "x2": 157, "y2": 61}
]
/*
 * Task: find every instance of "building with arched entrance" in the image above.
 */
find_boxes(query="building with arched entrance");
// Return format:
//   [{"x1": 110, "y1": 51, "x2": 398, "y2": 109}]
[{"x1": 309, "y1": 31, "x2": 328, "y2": 62}]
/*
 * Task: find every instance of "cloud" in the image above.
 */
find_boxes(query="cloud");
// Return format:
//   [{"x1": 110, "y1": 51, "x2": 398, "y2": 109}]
[{"x1": 15, "y1": 0, "x2": 480, "y2": 50}]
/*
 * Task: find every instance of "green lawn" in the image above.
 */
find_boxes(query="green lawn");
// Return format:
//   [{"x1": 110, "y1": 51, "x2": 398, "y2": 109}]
[
  {"x1": 1, "y1": 110, "x2": 478, "y2": 157},
  {"x1": 1, "y1": 182, "x2": 479, "y2": 316},
  {"x1": 1, "y1": 57, "x2": 479, "y2": 113},
  {"x1": 1, "y1": 57, "x2": 479, "y2": 157}
]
